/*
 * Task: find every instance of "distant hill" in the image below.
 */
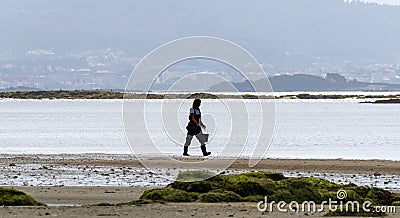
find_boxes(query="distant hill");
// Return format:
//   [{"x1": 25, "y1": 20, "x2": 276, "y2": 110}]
[
  {"x1": 209, "y1": 73, "x2": 400, "y2": 92},
  {"x1": 0, "y1": 86, "x2": 39, "y2": 92}
]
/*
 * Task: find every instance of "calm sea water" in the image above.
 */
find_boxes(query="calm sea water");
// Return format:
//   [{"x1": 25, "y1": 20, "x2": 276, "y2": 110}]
[{"x1": 0, "y1": 98, "x2": 399, "y2": 160}]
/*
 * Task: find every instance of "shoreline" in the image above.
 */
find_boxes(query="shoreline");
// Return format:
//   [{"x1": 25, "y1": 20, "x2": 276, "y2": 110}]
[
  {"x1": 2, "y1": 153, "x2": 400, "y2": 175},
  {"x1": 1, "y1": 90, "x2": 400, "y2": 100}
]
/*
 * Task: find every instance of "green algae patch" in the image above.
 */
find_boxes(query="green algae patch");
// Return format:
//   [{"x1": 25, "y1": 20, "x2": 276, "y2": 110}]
[
  {"x1": 140, "y1": 188, "x2": 197, "y2": 202},
  {"x1": 176, "y1": 171, "x2": 216, "y2": 182},
  {"x1": 198, "y1": 190, "x2": 243, "y2": 202},
  {"x1": 116, "y1": 199, "x2": 155, "y2": 206},
  {"x1": 392, "y1": 201, "x2": 400, "y2": 206},
  {"x1": 169, "y1": 180, "x2": 213, "y2": 193},
  {"x1": 136, "y1": 171, "x2": 397, "y2": 210},
  {"x1": 269, "y1": 177, "x2": 329, "y2": 203},
  {"x1": 365, "y1": 188, "x2": 392, "y2": 206},
  {"x1": 392, "y1": 193, "x2": 400, "y2": 201},
  {"x1": 0, "y1": 187, "x2": 45, "y2": 206}
]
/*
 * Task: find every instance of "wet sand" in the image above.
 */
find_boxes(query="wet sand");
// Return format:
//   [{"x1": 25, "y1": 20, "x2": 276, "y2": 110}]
[
  {"x1": 0, "y1": 203, "x2": 330, "y2": 218},
  {"x1": 2, "y1": 153, "x2": 400, "y2": 175},
  {"x1": 2, "y1": 154, "x2": 400, "y2": 189},
  {"x1": 16, "y1": 186, "x2": 151, "y2": 206}
]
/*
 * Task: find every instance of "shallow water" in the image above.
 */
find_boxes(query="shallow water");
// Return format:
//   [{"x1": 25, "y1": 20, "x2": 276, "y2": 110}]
[{"x1": 0, "y1": 99, "x2": 399, "y2": 160}]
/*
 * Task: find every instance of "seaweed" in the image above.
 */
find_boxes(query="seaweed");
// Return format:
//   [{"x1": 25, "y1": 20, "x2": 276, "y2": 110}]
[
  {"x1": 140, "y1": 188, "x2": 197, "y2": 202},
  {"x1": 0, "y1": 187, "x2": 45, "y2": 206},
  {"x1": 197, "y1": 191, "x2": 243, "y2": 203},
  {"x1": 132, "y1": 170, "x2": 397, "y2": 214}
]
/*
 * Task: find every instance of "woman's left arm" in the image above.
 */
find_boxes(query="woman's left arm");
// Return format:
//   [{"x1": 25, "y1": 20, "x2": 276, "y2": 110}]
[{"x1": 199, "y1": 118, "x2": 206, "y2": 129}]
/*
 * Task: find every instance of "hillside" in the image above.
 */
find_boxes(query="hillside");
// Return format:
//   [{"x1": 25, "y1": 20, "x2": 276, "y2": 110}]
[{"x1": 209, "y1": 73, "x2": 400, "y2": 92}]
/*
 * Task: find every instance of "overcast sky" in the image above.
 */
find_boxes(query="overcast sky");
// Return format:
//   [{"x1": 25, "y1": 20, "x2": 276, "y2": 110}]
[{"x1": 1, "y1": 0, "x2": 400, "y2": 65}]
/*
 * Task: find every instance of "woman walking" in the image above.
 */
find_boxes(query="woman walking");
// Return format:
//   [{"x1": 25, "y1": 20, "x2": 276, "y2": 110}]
[{"x1": 183, "y1": 99, "x2": 211, "y2": 156}]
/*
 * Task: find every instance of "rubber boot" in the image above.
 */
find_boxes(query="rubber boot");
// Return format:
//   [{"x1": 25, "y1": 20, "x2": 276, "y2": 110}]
[
  {"x1": 183, "y1": 146, "x2": 189, "y2": 156},
  {"x1": 201, "y1": 145, "x2": 211, "y2": 156}
]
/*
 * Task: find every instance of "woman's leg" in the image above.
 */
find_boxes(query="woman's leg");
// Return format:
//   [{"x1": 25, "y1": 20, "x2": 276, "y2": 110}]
[
  {"x1": 183, "y1": 134, "x2": 193, "y2": 156},
  {"x1": 195, "y1": 133, "x2": 211, "y2": 156}
]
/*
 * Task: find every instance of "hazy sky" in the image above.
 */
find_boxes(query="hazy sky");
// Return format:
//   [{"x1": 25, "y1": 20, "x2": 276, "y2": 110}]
[{"x1": 1, "y1": 0, "x2": 400, "y2": 65}]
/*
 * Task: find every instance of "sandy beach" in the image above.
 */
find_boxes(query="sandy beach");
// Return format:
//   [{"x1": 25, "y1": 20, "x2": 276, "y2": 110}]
[
  {"x1": 1, "y1": 154, "x2": 400, "y2": 217},
  {"x1": 1, "y1": 188, "x2": 399, "y2": 217},
  {"x1": 2, "y1": 187, "x2": 398, "y2": 218},
  {"x1": 0, "y1": 202, "x2": 367, "y2": 218}
]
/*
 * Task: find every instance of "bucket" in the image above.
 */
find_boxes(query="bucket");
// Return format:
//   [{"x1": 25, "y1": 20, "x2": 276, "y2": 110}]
[{"x1": 202, "y1": 133, "x2": 209, "y2": 142}]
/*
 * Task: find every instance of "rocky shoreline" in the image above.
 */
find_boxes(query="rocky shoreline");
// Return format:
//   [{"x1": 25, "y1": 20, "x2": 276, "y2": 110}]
[
  {"x1": 362, "y1": 98, "x2": 400, "y2": 104},
  {"x1": 1, "y1": 90, "x2": 400, "y2": 100}
]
